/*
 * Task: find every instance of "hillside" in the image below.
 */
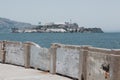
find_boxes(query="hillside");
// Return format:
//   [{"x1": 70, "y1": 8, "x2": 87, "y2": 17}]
[{"x1": 0, "y1": 17, "x2": 34, "y2": 33}]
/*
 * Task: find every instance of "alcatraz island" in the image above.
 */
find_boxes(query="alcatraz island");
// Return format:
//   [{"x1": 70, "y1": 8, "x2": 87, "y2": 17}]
[{"x1": 11, "y1": 22, "x2": 104, "y2": 33}]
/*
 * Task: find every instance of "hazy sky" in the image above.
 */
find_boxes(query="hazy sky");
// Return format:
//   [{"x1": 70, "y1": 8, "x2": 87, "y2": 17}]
[{"x1": 0, "y1": 0, "x2": 120, "y2": 32}]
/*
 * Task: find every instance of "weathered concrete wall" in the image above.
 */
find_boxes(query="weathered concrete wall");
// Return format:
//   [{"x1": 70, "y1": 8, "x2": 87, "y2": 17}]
[
  {"x1": 0, "y1": 41, "x2": 50, "y2": 70},
  {"x1": 30, "y1": 42, "x2": 50, "y2": 71},
  {"x1": 50, "y1": 44, "x2": 120, "y2": 80},
  {"x1": 56, "y1": 46, "x2": 80, "y2": 78},
  {"x1": 50, "y1": 44, "x2": 83, "y2": 79},
  {"x1": 86, "y1": 47, "x2": 111, "y2": 80},
  {"x1": 0, "y1": 41, "x2": 120, "y2": 80},
  {"x1": 109, "y1": 50, "x2": 120, "y2": 80},
  {"x1": 5, "y1": 41, "x2": 25, "y2": 66}
]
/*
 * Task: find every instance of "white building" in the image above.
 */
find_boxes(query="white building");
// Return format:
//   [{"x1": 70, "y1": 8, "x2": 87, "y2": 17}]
[{"x1": 46, "y1": 28, "x2": 66, "y2": 32}]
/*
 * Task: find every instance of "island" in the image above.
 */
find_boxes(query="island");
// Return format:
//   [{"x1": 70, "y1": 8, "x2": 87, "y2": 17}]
[{"x1": 11, "y1": 22, "x2": 104, "y2": 33}]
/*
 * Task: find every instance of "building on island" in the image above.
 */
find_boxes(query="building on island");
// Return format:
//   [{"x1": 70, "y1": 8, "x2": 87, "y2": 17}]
[{"x1": 11, "y1": 22, "x2": 103, "y2": 33}]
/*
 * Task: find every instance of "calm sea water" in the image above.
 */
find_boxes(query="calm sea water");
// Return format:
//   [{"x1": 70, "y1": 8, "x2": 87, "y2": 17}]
[{"x1": 0, "y1": 33, "x2": 120, "y2": 49}]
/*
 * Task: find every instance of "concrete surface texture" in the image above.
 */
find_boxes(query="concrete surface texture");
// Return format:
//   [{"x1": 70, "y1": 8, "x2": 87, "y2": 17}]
[
  {"x1": 0, "y1": 63, "x2": 72, "y2": 80},
  {"x1": 56, "y1": 47, "x2": 80, "y2": 78},
  {"x1": 30, "y1": 44, "x2": 50, "y2": 71},
  {"x1": 86, "y1": 51, "x2": 110, "y2": 80},
  {"x1": 5, "y1": 42, "x2": 25, "y2": 66}
]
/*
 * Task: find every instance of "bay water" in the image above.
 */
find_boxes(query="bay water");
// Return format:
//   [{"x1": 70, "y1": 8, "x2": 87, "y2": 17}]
[{"x1": 0, "y1": 33, "x2": 120, "y2": 49}]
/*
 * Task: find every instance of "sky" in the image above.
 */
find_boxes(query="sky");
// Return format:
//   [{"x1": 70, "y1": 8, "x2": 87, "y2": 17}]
[{"x1": 0, "y1": 0, "x2": 120, "y2": 32}]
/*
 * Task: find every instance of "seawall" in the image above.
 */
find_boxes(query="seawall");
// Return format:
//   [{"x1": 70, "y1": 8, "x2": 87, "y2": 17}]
[{"x1": 0, "y1": 40, "x2": 120, "y2": 80}]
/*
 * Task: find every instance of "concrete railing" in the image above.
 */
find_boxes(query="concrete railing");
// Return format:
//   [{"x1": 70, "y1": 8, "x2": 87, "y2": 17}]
[
  {"x1": 50, "y1": 43, "x2": 120, "y2": 80},
  {"x1": 0, "y1": 41, "x2": 120, "y2": 80},
  {"x1": 0, "y1": 41, "x2": 50, "y2": 71}
]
